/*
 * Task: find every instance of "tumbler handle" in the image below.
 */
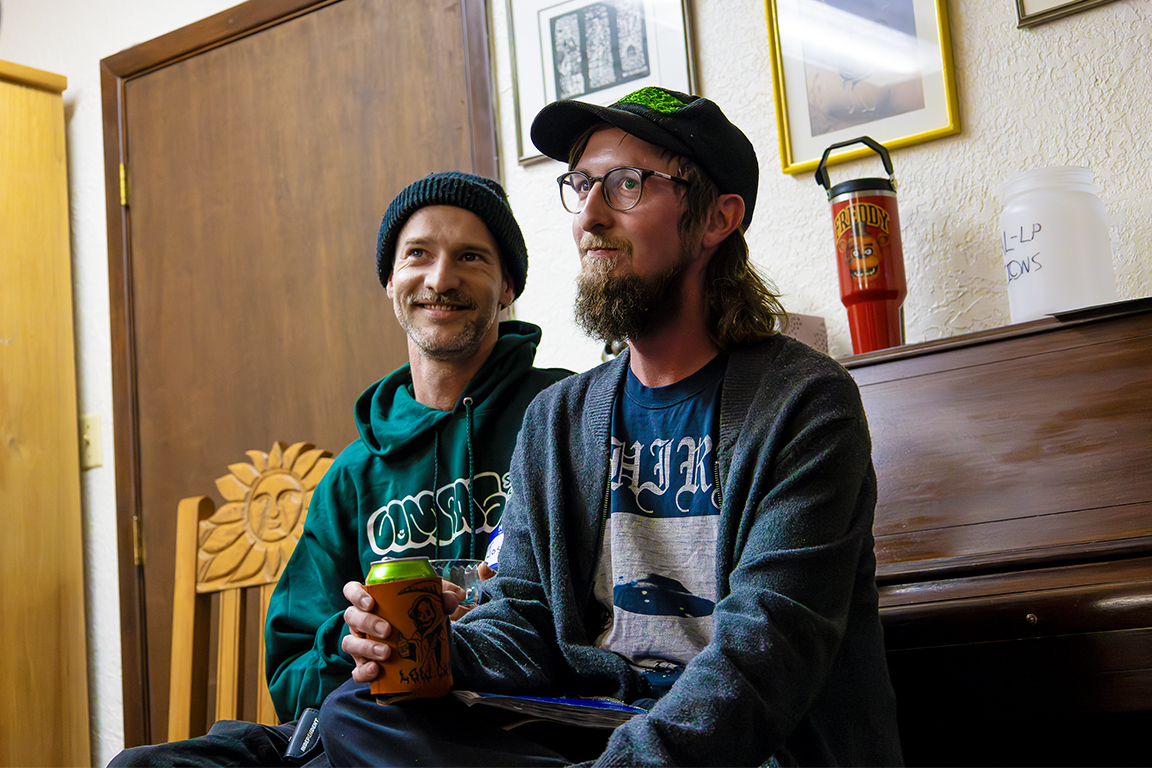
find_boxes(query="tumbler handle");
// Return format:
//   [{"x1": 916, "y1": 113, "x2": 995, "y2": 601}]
[{"x1": 815, "y1": 136, "x2": 895, "y2": 194}]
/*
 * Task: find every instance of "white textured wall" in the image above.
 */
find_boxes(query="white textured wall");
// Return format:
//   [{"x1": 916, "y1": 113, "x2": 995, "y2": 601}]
[
  {"x1": 495, "y1": 0, "x2": 1152, "y2": 364},
  {"x1": 0, "y1": 0, "x2": 1149, "y2": 763}
]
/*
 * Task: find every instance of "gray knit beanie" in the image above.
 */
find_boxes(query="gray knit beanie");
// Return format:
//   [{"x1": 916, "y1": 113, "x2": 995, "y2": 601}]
[{"x1": 375, "y1": 171, "x2": 528, "y2": 299}]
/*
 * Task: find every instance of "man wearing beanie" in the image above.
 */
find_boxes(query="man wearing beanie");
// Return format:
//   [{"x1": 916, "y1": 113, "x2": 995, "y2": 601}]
[
  {"x1": 316, "y1": 87, "x2": 903, "y2": 767},
  {"x1": 110, "y1": 171, "x2": 569, "y2": 766}
]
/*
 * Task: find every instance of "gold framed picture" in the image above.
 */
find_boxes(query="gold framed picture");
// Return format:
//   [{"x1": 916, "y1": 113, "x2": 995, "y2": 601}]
[{"x1": 765, "y1": 0, "x2": 961, "y2": 175}]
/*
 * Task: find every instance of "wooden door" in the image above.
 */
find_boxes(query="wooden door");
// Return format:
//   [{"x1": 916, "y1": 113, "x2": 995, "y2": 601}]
[
  {"x1": 0, "y1": 61, "x2": 91, "y2": 767},
  {"x1": 100, "y1": 0, "x2": 497, "y2": 745}
]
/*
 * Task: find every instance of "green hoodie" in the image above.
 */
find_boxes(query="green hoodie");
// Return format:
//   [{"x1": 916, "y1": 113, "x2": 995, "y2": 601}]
[{"x1": 265, "y1": 321, "x2": 570, "y2": 721}]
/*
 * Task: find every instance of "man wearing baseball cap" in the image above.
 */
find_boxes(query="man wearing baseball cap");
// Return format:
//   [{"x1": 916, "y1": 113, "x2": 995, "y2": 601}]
[{"x1": 316, "y1": 89, "x2": 901, "y2": 766}]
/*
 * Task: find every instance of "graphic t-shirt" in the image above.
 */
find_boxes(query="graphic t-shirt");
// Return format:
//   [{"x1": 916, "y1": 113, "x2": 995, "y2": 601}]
[{"x1": 593, "y1": 354, "x2": 726, "y2": 694}]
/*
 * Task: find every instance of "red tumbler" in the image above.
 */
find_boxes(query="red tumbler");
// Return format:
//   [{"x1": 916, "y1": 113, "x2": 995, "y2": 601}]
[{"x1": 815, "y1": 137, "x2": 907, "y2": 355}]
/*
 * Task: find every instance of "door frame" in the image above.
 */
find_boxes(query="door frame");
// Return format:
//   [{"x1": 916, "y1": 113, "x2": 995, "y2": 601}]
[{"x1": 99, "y1": 0, "x2": 497, "y2": 745}]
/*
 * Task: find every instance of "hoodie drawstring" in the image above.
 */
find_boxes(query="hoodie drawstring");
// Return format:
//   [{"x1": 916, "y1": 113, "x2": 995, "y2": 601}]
[
  {"x1": 431, "y1": 398, "x2": 477, "y2": 560},
  {"x1": 463, "y1": 397, "x2": 477, "y2": 559},
  {"x1": 432, "y1": 430, "x2": 441, "y2": 560}
]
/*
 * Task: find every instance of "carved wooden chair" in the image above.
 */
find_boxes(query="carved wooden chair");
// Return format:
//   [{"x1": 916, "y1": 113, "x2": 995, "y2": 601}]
[{"x1": 167, "y1": 441, "x2": 333, "y2": 741}]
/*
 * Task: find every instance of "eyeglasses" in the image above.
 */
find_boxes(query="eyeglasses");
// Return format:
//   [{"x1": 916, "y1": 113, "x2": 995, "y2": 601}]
[{"x1": 557, "y1": 166, "x2": 691, "y2": 214}]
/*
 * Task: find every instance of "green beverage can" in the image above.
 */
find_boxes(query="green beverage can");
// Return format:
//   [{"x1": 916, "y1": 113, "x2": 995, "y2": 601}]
[
  {"x1": 363, "y1": 556, "x2": 452, "y2": 703},
  {"x1": 366, "y1": 556, "x2": 437, "y2": 585}
]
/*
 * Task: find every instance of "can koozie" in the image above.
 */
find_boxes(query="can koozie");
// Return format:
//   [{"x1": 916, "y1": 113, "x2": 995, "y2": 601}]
[{"x1": 366, "y1": 576, "x2": 453, "y2": 703}]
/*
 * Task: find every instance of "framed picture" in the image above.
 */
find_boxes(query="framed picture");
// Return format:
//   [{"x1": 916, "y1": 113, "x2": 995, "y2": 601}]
[
  {"x1": 1015, "y1": 0, "x2": 1121, "y2": 27},
  {"x1": 766, "y1": 0, "x2": 960, "y2": 175},
  {"x1": 507, "y1": 0, "x2": 695, "y2": 163}
]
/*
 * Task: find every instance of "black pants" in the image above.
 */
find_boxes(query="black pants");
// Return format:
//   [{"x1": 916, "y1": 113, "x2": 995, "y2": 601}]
[
  {"x1": 109, "y1": 719, "x2": 316, "y2": 767},
  {"x1": 108, "y1": 679, "x2": 611, "y2": 767},
  {"x1": 317, "y1": 678, "x2": 610, "y2": 766}
]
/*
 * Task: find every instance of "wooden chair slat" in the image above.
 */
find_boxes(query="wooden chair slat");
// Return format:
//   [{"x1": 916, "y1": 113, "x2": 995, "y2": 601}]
[
  {"x1": 257, "y1": 583, "x2": 278, "y2": 725},
  {"x1": 168, "y1": 496, "x2": 213, "y2": 742},
  {"x1": 215, "y1": 589, "x2": 242, "y2": 722}
]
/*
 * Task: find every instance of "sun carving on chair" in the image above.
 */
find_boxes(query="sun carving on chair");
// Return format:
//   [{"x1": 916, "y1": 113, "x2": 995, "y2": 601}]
[{"x1": 196, "y1": 441, "x2": 333, "y2": 592}]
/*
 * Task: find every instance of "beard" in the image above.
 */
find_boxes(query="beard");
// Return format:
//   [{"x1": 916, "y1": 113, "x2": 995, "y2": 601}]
[
  {"x1": 573, "y1": 235, "x2": 691, "y2": 344},
  {"x1": 394, "y1": 290, "x2": 495, "y2": 362}
]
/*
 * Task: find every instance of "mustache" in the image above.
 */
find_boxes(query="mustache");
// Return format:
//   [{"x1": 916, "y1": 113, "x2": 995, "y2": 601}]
[
  {"x1": 406, "y1": 290, "x2": 476, "y2": 310},
  {"x1": 578, "y1": 234, "x2": 632, "y2": 256}
]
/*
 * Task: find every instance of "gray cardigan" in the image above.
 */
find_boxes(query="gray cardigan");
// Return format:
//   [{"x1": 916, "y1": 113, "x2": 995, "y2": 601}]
[{"x1": 452, "y1": 334, "x2": 903, "y2": 766}]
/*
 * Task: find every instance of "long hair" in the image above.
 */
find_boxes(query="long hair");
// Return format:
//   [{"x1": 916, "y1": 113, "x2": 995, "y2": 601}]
[
  {"x1": 672, "y1": 157, "x2": 786, "y2": 351},
  {"x1": 569, "y1": 126, "x2": 786, "y2": 352}
]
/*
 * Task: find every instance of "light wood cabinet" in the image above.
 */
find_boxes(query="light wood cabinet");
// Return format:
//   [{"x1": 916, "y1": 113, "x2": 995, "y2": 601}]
[{"x1": 0, "y1": 60, "x2": 91, "y2": 767}]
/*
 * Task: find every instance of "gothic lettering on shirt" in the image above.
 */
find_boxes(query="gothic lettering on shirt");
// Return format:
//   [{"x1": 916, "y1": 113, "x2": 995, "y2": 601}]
[{"x1": 610, "y1": 436, "x2": 720, "y2": 514}]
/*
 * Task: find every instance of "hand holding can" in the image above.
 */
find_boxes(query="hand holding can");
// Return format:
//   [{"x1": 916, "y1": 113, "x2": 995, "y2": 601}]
[{"x1": 364, "y1": 557, "x2": 454, "y2": 704}]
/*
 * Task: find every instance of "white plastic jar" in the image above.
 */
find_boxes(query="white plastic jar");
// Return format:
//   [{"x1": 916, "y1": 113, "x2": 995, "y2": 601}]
[{"x1": 999, "y1": 166, "x2": 1116, "y2": 323}]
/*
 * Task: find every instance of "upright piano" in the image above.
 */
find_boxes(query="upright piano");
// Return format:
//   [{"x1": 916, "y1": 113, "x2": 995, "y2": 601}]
[{"x1": 843, "y1": 298, "x2": 1152, "y2": 765}]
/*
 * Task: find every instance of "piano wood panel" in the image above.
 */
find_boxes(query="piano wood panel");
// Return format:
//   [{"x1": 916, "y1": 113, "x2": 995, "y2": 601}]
[
  {"x1": 881, "y1": 556, "x2": 1152, "y2": 647},
  {"x1": 842, "y1": 298, "x2": 1152, "y2": 764},
  {"x1": 847, "y1": 304, "x2": 1152, "y2": 581}
]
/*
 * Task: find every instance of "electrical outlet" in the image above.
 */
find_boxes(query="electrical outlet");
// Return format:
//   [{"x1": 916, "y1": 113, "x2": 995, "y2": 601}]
[{"x1": 80, "y1": 414, "x2": 103, "y2": 469}]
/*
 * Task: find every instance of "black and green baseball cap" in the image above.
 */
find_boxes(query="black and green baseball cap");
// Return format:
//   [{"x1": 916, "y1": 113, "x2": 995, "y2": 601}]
[{"x1": 530, "y1": 86, "x2": 759, "y2": 229}]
